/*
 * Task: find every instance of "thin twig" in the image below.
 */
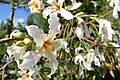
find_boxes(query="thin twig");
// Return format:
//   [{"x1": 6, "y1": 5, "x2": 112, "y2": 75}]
[
  {"x1": 0, "y1": 59, "x2": 13, "y2": 80},
  {"x1": 2, "y1": 68, "x2": 4, "y2": 80},
  {"x1": 0, "y1": 38, "x2": 24, "y2": 44},
  {"x1": 86, "y1": 10, "x2": 113, "y2": 25},
  {"x1": 83, "y1": 37, "x2": 120, "y2": 49},
  {"x1": 105, "y1": 47, "x2": 113, "y2": 65},
  {"x1": 0, "y1": 59, "x2": 13, "y2": 70}
]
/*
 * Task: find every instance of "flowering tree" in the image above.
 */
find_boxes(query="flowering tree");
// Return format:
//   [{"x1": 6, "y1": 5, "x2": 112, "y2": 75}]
[{"x1": 0, "y1": 0, "x2": 120, "y2": 80}]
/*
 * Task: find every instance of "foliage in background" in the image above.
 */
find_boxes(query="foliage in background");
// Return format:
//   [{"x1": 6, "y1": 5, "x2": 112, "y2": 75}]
[{"x1": 0, "y1": 0, "x2": 120, "y2": 80}]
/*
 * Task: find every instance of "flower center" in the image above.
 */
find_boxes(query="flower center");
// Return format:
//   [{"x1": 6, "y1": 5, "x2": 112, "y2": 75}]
[
  {"x1": 52, "y1": 2, "x2": 60, "y2": 11},
  {"x1": 55, "y1": 4, "x2": 60, "y2": 11},
  {"x1": 32, "y1": 2, "x2": 38, "y2": 9},
  {"x1": 22, "y1": 74, "x2": 29, "y2": 80},
  {"x1": 42, "y1": 40, "x2": 51, "y2": 50}
]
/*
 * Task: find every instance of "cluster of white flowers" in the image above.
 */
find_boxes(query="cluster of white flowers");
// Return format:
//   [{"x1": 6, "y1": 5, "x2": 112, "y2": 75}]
[
  {"x1": 5, "y1": 0, "x2": 120, "y2": 79},
  {"x1": 108, "y1": 0, "x2": 120, "y2": 19},
  {"x1": 75, "y1": 48, "x2": 105, "y2": 71}
]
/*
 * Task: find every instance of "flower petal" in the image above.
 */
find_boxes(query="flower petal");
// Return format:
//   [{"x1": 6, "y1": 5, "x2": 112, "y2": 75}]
[
  {"x1": 29, "y1": 6, "x2": 40, "y2": 14},
  {"x1": 42, "y1": 7, "x2": 54, "y2": 19},
  {"x1": 25, "y1": 25, "x2": 46, "y2": 46},
  {"x1": 7, "y1": 45, "x2": 25, "y2": 65},
  {"x1": 113, "y1": 7, "x2": 118, "y2": 19},
  {"x1": 77, "y1": 19, "x2": 90, "y2": 38},
  {"x1": 58, "y1": 0, "x2": 65, "y2": 7},
  {"x1": 99, "y1": 19, "x2": 114, "y2": 41},
  {"x1": 47, "y1": 52, "x2": 58, "y2": 78},
  {"x1": 47, "y1": 0, "x2": 56, "y2": 6},
  {"x1": 18, "y1": 51, "x2": 40, "y2": 69},
  {"x1": 70, "y1": 2, "x2": 82, "y2": 10},
  {"x1": 60, "y1": 8, "x2": 73, "y2": 20},
  {"x1": 74, "y1": 54, "x2": 84, "y2": 64},
  {"x1": 75, "y1": 26, "x2": 83, "y2": 40},
  {"x1": 48, "y1": 13, "x2": 61, "y2": 33}
]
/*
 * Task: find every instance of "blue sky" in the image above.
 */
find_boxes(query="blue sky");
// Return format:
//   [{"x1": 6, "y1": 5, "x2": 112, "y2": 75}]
[{"x1": 0, "y1": 3, "x2": 30, "y2": 22}]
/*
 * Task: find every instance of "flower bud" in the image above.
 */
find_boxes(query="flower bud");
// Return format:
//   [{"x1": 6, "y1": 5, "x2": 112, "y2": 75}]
[
  {"x1": 11, "y1": 30, "x2": 24, "y2": 38},
  {"x1": 23, "y1": 38, "x2": 32, "y2": 45},
  {"x1": 16, "y1": 41, "x2": 25, "y2": 47}
]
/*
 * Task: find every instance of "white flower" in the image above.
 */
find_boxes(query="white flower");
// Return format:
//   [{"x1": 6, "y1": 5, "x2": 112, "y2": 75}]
[
  {"x1": 99, "y1": 19, "x2": 115, "y2": 41},
  {"x1": 75, "y1": 18, "x2": 90, "y2": 40},
  {"x1": 42, "y1": 0, "x2": 73, "y2": 20},
  {"x1": 108, "y1": 0, "x2": 120, "y2": 19},
  {"x1": 25, "y1": 25, "x2": 61, "y2": 77},
  {"x1": 7, "y1": 44, "x2": 26, "y2": 65},
  {"x1": 75, "y1": 49, "x2": 105, "y2": 70},
  {"x1": 74, "y1": 53, "x2": 93, "y2": 70},
  {"x1": 48, "y1": 12, "x2": 61, "y2": 33},
  {"x1": 28, "y1": 0, "x2": 44, "y2": 14},
  {"x1": 84, "y1": 49, "x2": 105, "y2": 67},
  {"x1": 70, "y1": 0, "x2": 82, "y2": 10},
  {"x1": 17, "y1": 70, "x2": 35, "y2": 80}
]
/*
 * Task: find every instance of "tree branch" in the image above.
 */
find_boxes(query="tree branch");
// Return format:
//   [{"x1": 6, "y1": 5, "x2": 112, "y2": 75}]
[
  {"x1": 86, "y1": 10, "x2": 113, "y2": 25},
  {"x1": 0, "y1": 38, "x2": 24, "y2": 44},
  {"x1": 7, "y1": 4, "x2": 15, "y2": 37}
]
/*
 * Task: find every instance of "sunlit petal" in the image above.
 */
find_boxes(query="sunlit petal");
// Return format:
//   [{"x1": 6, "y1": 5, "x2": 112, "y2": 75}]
[
  {"x1": 28, "y1": 0, "x2": 44, "y2": 14},
  {"x1": 42, "y1": 7, "x2": 54, "y2": 19},
  {"x1": 60, "y1": 8, "x2": 73, "y2": 20},
  {"x1": 99, "y1": 19, "x2": 114, "y2": 41},
  {"x1": 7, "y1": 45, "x2": 25, "y2": 65},
  {"x1": 48, "y1": 58, "x2": 58, "y2": 78},
  {"x1": 25, "y1": 25, "x2": 46, "y2": 46},
  {"x1": 113, "y1": 7, "x2": 118, "y2": 19},
  {"x1": 18, "y1": 51, "x2": 40, "y2": 69},
  {"x1": 47, "y1": 0, "x2": 56, "y2": 5},
  {"x1": 71, "y1": 3, "x2": 82, "y2": 10},
  {"x1": 75, "y1": 26, "x2": 83, "y2": 40},
  {"x1": 58, "y1": 0, "x2": 65, "y2": 7},
  {"x1": 48, "y1": 12, "x2": 61, "y2": 33}
]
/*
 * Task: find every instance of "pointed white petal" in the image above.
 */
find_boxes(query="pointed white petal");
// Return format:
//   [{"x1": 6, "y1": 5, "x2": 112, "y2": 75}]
[
  {"x1": 17, "y1": 78, "x2": 22, "y2": 80},
  {"x1": 25, "y1": 25, "x2": 46, "y2": 45},
  {"x1": 77, "y1": 19, "x2": 90, "y2": 38},
  {"x1": 28, "y1": 70, "x2": 35, "y2": 76},
  {"x1": 7, "y1": 45, "x2": 25, "y2": 65},
  {"x1": 18, "y1": 51, "x2": 40, "y2": 69},
  {"x1": 28, "y1": 77, "x2": 34, "y2": 80},
  {"x1": 58, "y1": 0, "x2": 65, "y2": 7},
  {"x1": 70, "y1": 2, "x2": 82, "y2": 10},
  {"x1": 109, "y1": 0, "x2": 114, "y2": 7},
  {"x1": 42, "y1": 7, "x2": 54, "y2": 19},
  {"x1": 113, "y1": 7, "x2": 118, "y2": 19},
  {"x1": 94, "y1": 57, "x2": 101, "y2": 67},
  {"x1": 75, "y1": 26, "x2": 83, "y2": 40},
  {"x1": 60, "y1": 8, "x2": 73, "y2": 20},
  {"x1": 47, "y1": 56, "x2": 58, "y2": 78},
  {"x1": 48, "y1": 13, "x2": 61, "y2": 33},
  {"x1": 83, "y1": 62, "x2": 93, "y2": 70},
  {"x1": 47, "y1": 0, "x2": 56, "y2": 5}
]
